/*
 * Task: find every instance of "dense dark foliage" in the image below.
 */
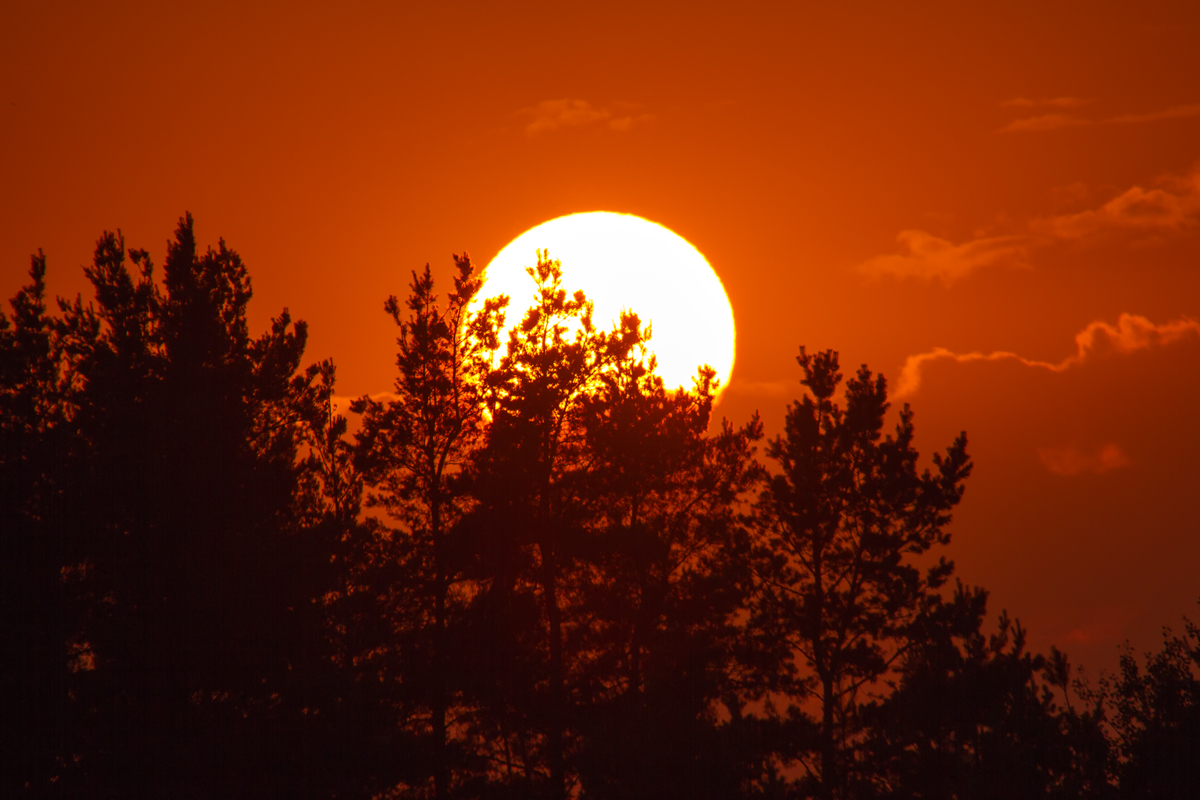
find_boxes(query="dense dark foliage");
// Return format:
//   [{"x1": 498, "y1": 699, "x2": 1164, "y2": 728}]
[
  {"x1": 2, "y1": 217, "x2": 1196, "y2": 798},
  {"x1": 1085, "y1": 618, "x2": 1200, "y2": 799},
  {"x1": 750, "y1": 347, "x2": 971, "y2": 798}
]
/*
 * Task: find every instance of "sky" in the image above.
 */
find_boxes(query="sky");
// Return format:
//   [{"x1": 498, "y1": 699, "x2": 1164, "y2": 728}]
[{"x1": 4, "y1": 0, "x2": 1199, "y2": 678}]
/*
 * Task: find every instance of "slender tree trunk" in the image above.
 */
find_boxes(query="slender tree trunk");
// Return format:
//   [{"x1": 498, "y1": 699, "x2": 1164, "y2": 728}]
[
  {"x1": 541, "y1": 539, "x2": 566, "y2": 800},
  {"x1": 626, "y1": 502, "x2": 645, "y2": 699},
  {"x1": 433, "y1": 565, "x2": 447, "y2": 799},
  {"x1": 820, "y1": 674, "x2": 835, "y2": 800},
  {"x1": 432, "y1": 489, "x2": 448, "y2": 800},
  {"x1": 813, "y1": 517, "x2": 834, "y2": 800},
  {"x1": 534, "y1": 439, "x2": 567, "y2": 800},
  {"x1": 629, "y1": 597, "x2": 644, "y2": 696}
]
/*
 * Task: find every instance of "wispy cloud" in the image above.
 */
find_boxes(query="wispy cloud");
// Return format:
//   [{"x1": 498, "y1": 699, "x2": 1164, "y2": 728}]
[
  {"x1": 893, "y1": 313, "x2": 1200, "y2": 398},
  {"x1": 1033, "y1": 169, "x2": 1200, "y2": 239},
  {"x1": 857, "y1": 167, "x2": 1200, "y2": 282},
  {"x1": 1000, "y1": 113, "x2": 1090, "y2": 133},
  {"x1": 857, "y1": 230, "x2": 1029, "y2": 283},
  {"x1": 1063, "y1": 608, "x2": 1135, "y2": 645},
  {"x1": 1038, "y1": 443, "x2": 1130, "y2": 476},
  {"x1": 1000, "y1": 101, "x2": 1200, "y2": 133},
  {"x1": 1109, "y1": 102, "x2": 1200, "y2": 125},
  {"x1": 520, "y1": 99, "x2": 651, "y2": 136}
]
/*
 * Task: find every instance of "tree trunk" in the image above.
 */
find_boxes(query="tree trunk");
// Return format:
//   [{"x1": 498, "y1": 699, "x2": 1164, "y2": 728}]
[
  {"x1": 432, "y1": 494, "x2": 448, "y2": 800},
  {"x1": 542, "y1": 540, "x2": 566, "y2": 800},
  {"x1": 433, "y1": 567, "x2": 447, "y2": 800},
  {"x1": 821, "y1": 674, "x2": 836, "y2": 800}
]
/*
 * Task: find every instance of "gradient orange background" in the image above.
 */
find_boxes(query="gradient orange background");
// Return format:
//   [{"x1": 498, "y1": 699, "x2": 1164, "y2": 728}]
[{"x1": 4, "y1": 0, "x2": 1199, "y2": 677}]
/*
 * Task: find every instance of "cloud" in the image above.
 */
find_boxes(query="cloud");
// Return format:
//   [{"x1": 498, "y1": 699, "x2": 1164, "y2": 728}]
[
  {"x1": 1063, "y1": 608, "x2": 1135, "y2": 644},
  {"x1": 1033, "y1": 169, "x2": 1200, "y2": 239},
  {"x1": 857, "y1": 167, "x2": 1200, "y2": 282},
  {"x1": 999, "y1": 113, "x2": 1090, "y2": 133},
  {"x1": 856, "y1": 230, "x2": 1029, "y2": 283},
  {"x1": 1109, "y1": 102, "x2": 1200, "y2": 125},
  {"x1": 1038, "y1": 442, "x2": 1130, "y2": 476},
  {"x1": 894, "y1": 313, "x2": 1200, "y2": 398},
  {"x1": 1000, "y1": 101, "x2": 1200, "y2": 133},
  {"x1": 520, "y1": 99, "x2": 650, "y2": 136},
  {"x1": 1001, "y1": 96, "x2": 1089, "y2": 109}
]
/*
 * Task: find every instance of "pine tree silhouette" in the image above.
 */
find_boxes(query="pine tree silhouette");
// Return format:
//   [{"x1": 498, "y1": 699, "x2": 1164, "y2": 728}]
[
  {"x1": 750, "y1": 347, "x2": 971, "y2": 799},
  {"x1": 10, "y1": 218, "x2": 1199, "y2": 800},
  {"x1": 570, "y1": 331, "x2": 768, "y2": 799},
  {"x1": 46, "y1": 216, "x2": 329, "y2": 797},
  {"x1": 0, "y1": 252, "x2": 82, "y2": 796},
  {"x1": 350, "y1": 256, "x2": 505, "y2": 798}
]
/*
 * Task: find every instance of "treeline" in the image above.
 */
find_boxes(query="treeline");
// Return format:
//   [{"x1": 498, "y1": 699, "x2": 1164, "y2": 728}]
[{"x1": 1, "y1": 216, "x2": 1197, "y2": 799}]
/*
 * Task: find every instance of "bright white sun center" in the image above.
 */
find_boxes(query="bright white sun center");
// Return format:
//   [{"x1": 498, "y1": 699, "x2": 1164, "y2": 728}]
[{"x1": 473, "y1": 211, "x2": 736, "y2": 397}]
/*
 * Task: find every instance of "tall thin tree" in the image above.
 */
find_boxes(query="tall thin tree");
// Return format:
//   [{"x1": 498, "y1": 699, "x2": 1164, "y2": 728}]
[
  {"x1": 752, "y1": 347, "x2": 971, "y2": 799},
  {"x1": 353, "y1": 255, "x2": 505, "y2": 799},
  {"x1": 471, "y1": 251, "x2": 636, "y2": 800},
  {"x1": 573, "y1": 339, "x2": 769, "y2": 799}
]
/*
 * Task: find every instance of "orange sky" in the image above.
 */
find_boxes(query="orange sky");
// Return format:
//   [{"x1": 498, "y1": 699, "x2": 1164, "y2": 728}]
[{"x1": 4, "y1": 0, "x2": 1199, "y2": 676}]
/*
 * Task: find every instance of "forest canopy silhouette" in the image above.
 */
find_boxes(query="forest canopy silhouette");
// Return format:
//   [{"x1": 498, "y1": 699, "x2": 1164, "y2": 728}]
[{"x1": 2, "y1": 215, "x2": 1198, "y2": 799}]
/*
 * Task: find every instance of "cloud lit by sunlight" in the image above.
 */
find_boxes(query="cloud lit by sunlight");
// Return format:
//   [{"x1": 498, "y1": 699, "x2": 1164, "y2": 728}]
[
  {"x1": 1038, "y1": 443, "x2": 1131, "y2": 476},
  {"x1": 858, "y1": 167, "x2": 1200, "y2": 283},
  {"x1": 894, "y1": 313, "x2": 1200, "y2": 398},
  {"x1": 521, "y1": 99, "x2": 651, "y2": 136},
  {"x1": 856, "y1": 230, "x2": 1029, "y2": 283},
  {"x1": 1000, "y1": 102, "x2": 1200, "y2": 133},
  {"x1": 1032, "y1": 169, "x2": 1200, "y2": 239},
  {"x1": 1000, "y1": 113, "x2": 1091, "y2": 133}
]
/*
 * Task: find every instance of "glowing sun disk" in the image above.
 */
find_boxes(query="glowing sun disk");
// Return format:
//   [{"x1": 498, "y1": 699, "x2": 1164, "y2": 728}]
[{"x1": 474, "y1": 212, "x2": 736, "y2": 396}]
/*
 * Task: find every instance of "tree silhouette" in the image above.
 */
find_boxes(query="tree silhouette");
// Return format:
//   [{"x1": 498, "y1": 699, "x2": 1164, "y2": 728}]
[
  {"x1": 751, "y1": 347, "x2": 971, "y2": 799},
  {"x1": 859, "y1": 583, "x2": 1113, "y2": 799},
  {"x1": 462, "y1": 251, "x2": 637, "y2": 799},
  {"x1": 350, "y1": 256, "x2": 506, "y2": 798},
  {"x1": 570, "y1": 336, "x2": 770, "y2": 799},
  {"x1": 1091, "y1": 610, "x2": 1200, "y2": 799},
  {"x1": 44, "y1": 217, "x2": 331, "y2": 797},
  {"x1": 11, "y1": 216, "x2": 1200, "y2": 800},
  {"x1": 0, "y1": 252, "x2": 84, "y2": 796}
]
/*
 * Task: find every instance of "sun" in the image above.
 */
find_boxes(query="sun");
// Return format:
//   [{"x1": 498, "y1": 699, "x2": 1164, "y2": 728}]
[{"x1": 473, "y1": 211, "x2": 736, "y2": 397}]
